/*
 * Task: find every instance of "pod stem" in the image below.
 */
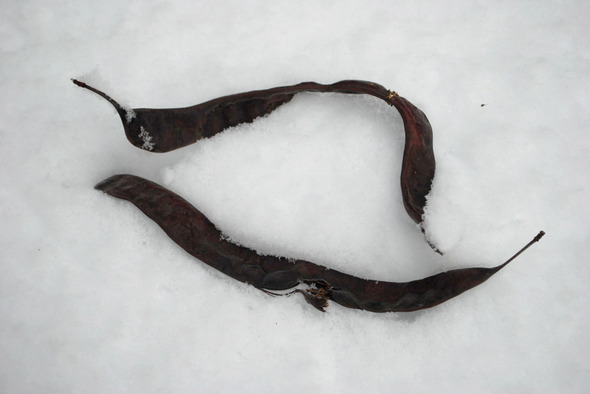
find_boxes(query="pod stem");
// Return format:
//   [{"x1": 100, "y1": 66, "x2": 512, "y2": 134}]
[
  {"x1": 499, "y1": 230, "x2": 545, "y2": 269},
  {"x1": 71, "y1": 79, "x2": 125, "y2": 114}
]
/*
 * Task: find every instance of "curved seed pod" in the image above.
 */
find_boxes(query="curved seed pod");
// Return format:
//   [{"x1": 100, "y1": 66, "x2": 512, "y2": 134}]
[
  {"x1": 71, "y1": 79, "x2": 399, "y2": 152},
  {"x1": 72, "y1": 79, "x2": 296, "y2": 152},
  {"x1": 388, "y1": 94, "x2": 435, "y2": 224},
  {"x1": 96, "y1": 174, "x2": 544, "y2": 313},
  {"x1": 73, "y1": 79, "x2": 435, "y2": 226}
]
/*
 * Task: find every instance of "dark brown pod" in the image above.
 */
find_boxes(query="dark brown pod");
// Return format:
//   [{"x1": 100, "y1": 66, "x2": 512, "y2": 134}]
[
  {"x1": 73, "y1": 79, "x2": 434, "y2": 226},
  {"x1": 96, "y1": 174, "x2": 544, "y2": 313}
]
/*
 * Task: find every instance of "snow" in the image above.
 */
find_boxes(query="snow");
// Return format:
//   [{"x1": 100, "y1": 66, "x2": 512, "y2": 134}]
[
  {"x1": 138, "y1": 127, "x2": 155, "y2": 151},
  {"x1": 1, "y1": 1, "x2": 589, "y2": 392}
]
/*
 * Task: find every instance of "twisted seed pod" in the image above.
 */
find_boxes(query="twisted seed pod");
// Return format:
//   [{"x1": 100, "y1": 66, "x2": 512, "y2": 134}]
[
  {"x1": 73, "y1": 79, "x2": 434, "y2": 225},
  {"x1": 96, "y1": 174, "x2": 544, "y2": 313}
]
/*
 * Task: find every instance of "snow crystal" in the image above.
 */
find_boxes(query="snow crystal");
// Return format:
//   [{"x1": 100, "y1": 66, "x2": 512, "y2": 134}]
[
  {"x1": 125, "y1": 108, "x2": 136, "y2": 123},
  {"x1": 138, "y1": 126, "x2": 154, "y2": 151}
]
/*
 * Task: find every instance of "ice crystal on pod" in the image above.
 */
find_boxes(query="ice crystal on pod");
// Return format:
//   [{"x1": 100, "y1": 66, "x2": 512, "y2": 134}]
[
  {"x1": 125, "y1": 108, "x2": 136, "y2": 123},
  {"x1": 138, "y1": 126, "x2": 154, "y2": 151}
]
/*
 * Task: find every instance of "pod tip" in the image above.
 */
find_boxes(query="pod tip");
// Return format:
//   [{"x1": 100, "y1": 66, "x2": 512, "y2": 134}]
[
  {"x1": 94, "y1": 174, "x2": 127, "y2": 192},
  {"x1": 534, "y1": 230, "x2": 546, "y2": 242}
]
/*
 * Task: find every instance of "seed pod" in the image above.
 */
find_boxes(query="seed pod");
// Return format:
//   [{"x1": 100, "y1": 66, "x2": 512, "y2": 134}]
[
  {"x1": 73, "y1": 79, "x2": 435, "y2": 225},
  {"x1": 96, "y1": 174, "x2": 544, "y2": 313}
]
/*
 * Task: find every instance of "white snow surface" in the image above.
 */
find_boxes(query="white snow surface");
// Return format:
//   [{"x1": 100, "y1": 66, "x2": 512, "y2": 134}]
[{"x1": 1, "y1": 1, "x2": 589, "y2": 392}]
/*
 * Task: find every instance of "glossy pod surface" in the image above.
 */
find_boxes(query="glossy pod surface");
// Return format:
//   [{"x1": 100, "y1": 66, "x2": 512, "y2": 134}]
[
  {"x1": 74, "y1": 79, "x2": 435, "y2": 225},
  {"x1": 96, "y1": 174, "x2": 543, "y2": 313},
  {"x1": 78, "y1": 79, "x2": 544, "y2": 312}
]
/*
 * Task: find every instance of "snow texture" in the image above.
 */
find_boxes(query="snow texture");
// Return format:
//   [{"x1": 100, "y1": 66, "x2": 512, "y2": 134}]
[
  {"x1": 1, "y1": 1, "x2": 589, "y2": 393},
  {"x1": 138, "y1": 126, "x2": 154, "y2": 151}
]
